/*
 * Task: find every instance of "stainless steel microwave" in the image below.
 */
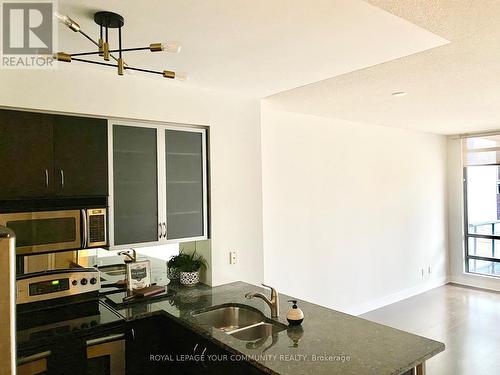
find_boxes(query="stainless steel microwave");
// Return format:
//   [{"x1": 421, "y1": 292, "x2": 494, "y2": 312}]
[{"x1": 0, "y1": 208, "x2": 107, "y2": 255}]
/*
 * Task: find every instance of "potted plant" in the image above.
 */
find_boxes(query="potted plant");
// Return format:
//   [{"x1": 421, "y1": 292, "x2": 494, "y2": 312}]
[
  {"x1": 167, "y1": 253, "x2": 190, "y2": 281},
  {"x1": 178, "y1": 251, "x2": 207, "y2": 286}
]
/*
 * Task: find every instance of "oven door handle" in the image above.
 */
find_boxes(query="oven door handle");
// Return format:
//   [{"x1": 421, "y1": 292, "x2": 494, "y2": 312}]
[
  {"x1": 81, "y1": 209, "x2": 88, "y2": 249},
  {"x1": 86, "y1": 333, "x2": 125, "y2": 347}
]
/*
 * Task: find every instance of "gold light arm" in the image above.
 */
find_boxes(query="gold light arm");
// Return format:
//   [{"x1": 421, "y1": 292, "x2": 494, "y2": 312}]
[
  {"x1": 162, "y1": 70, "x2": 175, "y2": 79},
  {"x1": 149, "y1": 43, "x2": 163, "y2": 52},
  {"x1": 55, "y1": 52, "x2": 72, "y2": 62},
  {"x1": 98, "y1": 38, "x2": 104, "y2": 56},
  {"x1": 118, "y1": 58, "x2": 124, "y2": 76},
  {"x1": 103, "y1": 42, "x2": 110, "y2": 61},
  {"x1": 150, "y1": 42, "x2": 181, "y2": 53}
]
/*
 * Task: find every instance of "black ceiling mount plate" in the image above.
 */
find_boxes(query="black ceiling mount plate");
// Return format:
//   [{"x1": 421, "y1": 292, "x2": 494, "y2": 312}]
[{"x1": 94, "y1": 11, "x2": 124, "y2": 28}]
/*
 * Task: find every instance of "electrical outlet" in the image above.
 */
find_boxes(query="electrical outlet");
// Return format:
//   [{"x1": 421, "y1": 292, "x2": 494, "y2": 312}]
[{"x1": 229, "y1": 251, "x2": 237, "y2": 265}]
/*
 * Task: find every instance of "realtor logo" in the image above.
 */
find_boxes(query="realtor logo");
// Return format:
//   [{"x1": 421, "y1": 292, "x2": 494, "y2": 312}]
[{"x1": 1, "y1": 0, "x2": 57, "y2": 68}]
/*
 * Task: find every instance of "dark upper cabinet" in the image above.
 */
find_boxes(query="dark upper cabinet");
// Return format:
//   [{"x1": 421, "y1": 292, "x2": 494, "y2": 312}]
[
  {"x1": 0, "y1": 109, "x2": 108, "y2": 200},
  {"x1": 0, "y1": 109, "x2": 54, "y2": 198},
  {"x1": 53, "y1": 115, "x2": 108, "y2": 197}
]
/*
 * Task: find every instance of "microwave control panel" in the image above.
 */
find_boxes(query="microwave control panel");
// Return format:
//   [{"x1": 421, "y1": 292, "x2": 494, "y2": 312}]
[{"x1": 87, "y1": 208, "x2": 107, "y2": 247}]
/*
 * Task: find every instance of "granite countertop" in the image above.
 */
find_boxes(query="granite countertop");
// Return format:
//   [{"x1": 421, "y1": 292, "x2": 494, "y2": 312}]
[{"x1": 96, "y1": 254, "x2": 445, "y2": 375}]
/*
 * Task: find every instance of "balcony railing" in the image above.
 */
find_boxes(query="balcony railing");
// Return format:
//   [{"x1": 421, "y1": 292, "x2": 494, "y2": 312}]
[
  {"x1": 469, "y1": 220, "x2": 500, "y2": 257},
  {"x1": 467, "y1": 220, "x2": 500, "y2": 276}
]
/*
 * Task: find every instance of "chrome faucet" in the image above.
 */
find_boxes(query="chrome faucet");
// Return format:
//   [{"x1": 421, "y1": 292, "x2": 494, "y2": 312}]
[
  {"x1": 245, "y1": 283, "x2": 279, "y2": 318},
  {"x1": 118, "y1": 248, "x2": 137, "y2": 263}
]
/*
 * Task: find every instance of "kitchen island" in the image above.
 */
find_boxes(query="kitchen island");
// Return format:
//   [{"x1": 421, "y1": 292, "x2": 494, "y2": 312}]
[{"x1": 16, "y1": 251, "x2": 443, "y2": 374}]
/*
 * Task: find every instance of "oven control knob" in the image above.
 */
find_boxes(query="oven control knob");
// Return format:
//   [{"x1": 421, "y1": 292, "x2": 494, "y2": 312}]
[
  {"x1": 72, "y1": 280, "x2": 78, "y2": 286},
  {"x1": 80, "y1": 278, "x2": 88, "y2": 285},
  {"x1": 90, "y1": 277, "x2": 97, "y2": 285}
]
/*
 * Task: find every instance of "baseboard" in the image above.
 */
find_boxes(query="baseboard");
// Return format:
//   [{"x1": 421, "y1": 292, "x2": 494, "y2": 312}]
[
  {"x1": 448, "y1": 274, "x2": 500, "y2": 292},
  {"x1": 349, "y1": 276, "x2": 448, "y2": 316}
]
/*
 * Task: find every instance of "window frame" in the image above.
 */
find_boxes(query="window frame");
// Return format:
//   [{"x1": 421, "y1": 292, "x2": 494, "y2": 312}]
[{"x1": 463, "y1": 166, "x2": 500, "y2": 277}]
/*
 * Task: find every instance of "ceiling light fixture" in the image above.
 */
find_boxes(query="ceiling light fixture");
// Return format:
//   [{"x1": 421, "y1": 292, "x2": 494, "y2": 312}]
[
  {"x1": 54, "y1": 11, "x2": 187, "y2": 80},
  {"x1": 391, "y1": 91, "x2": 407, "y2": 97}
]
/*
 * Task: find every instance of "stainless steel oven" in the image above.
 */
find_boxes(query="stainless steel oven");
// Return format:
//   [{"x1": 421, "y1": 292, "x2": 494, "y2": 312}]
[
  {"x1": 16, "y1": 268, "x2": 124, "y2": 375},
  {"x1": 0, "y1": 208, "x2": 107, "y2": 255}
]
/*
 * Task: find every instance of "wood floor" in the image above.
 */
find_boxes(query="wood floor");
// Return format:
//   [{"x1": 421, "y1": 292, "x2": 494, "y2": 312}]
[{"x1": 361, "y1": 284, "x2": 500, "y2": 375}]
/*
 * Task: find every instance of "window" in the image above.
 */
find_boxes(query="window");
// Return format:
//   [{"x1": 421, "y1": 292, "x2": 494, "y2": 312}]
[{"x1": 464, "y1": 134, "x2": 500, "y2": 276}]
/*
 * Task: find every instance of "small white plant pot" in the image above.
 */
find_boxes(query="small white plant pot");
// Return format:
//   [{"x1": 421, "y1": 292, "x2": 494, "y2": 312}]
[
  {"x1": 179, "y1": 271, "x2": 199, "y2": 286},
  {"x1": 167, "y1": 267, "x2": 180, "y2": 281}
]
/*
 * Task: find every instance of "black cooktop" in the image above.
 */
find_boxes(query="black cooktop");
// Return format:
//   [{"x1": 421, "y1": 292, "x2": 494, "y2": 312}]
[{"x1": 17, "y1": 300, "x2": 124, "y2": 354}]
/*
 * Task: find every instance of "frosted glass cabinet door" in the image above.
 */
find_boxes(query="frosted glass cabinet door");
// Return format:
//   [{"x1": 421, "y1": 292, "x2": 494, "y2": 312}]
[
  {"x1": 165, "y1": 129, "x2": 205, "y2": 240},
  {"x1": 113, "y1": 125, "x2": 159, "y2": 245}
]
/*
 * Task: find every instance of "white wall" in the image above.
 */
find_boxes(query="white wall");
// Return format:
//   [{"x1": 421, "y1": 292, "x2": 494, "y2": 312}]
[
  {"x1": 0, "y1": 67, "x2": 264, "y2": 286},
  {"x1": 447, "y1": 138, "x2": 500, "y2": 291},
  {"x1": 261, "y1": 103, "x2": 448, "y2": 315}
]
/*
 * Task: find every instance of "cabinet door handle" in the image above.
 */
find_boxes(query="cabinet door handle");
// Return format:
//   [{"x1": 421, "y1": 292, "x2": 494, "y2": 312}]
[
  {"x1": 162, "y1": 222, "x2": 167, "y2": 238},
  {"x1": 131, "y1": 328, "x2": 135, "y2": 341},
  {"x1": 60, "y1": 169, "x2": 64, "y2": 189},
  {"x1": 158, "y1": 223, "x2": 162, "y2": 239},
  {"x1": 44, "y1": 169, "x2": 49, "y2": 187}
]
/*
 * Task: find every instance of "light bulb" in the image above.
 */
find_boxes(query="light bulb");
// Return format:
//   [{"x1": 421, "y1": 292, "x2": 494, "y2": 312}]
[
  {"x1": 162, "y1": 41, "x2": 181, "y2": 53},
  {"x1": 54, "y1": 12, "x2": 80, "y2": 32},
  {"x1": 175, "y1": 72, "x2": 188, "y2": 81},
  {"x1": 162, "y1": 70, "x2": 188, "y2": 81},
  {"x1": 54, "y1": 12, "x2": 68, "y2": 23}
]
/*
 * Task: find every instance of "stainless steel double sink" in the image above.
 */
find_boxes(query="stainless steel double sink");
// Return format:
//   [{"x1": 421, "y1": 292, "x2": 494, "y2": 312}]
[{"x1": 192, "y1": 304, "x2": 287, "y2": 342}]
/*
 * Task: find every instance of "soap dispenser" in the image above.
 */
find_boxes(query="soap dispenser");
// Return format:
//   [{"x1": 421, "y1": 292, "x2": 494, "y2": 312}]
[{"x1": 286, "y1": 300, "x2": 304, "y2": 326}]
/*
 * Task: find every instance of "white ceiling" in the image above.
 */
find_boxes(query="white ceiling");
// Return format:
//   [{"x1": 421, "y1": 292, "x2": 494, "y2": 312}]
[
  {"x1": 268, "y1": 0, "x2": 500, "y2": 135},
  {"x1": 57, "y1": 0, "x2": 446, "y2": 97}
]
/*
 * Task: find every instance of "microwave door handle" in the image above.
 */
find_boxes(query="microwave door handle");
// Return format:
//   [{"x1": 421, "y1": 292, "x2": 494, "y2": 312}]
[{"x1": 81, "y1": 209, "x2": 88, "y2": 248}]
